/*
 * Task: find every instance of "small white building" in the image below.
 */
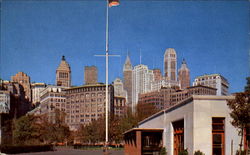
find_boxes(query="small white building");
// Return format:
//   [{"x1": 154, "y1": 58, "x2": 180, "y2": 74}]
[{"x1": 138, "y1": 95, "x2": 241, "y2": 155}]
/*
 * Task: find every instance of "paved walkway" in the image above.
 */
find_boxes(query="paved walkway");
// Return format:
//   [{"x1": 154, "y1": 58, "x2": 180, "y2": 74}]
[{"x1": 10, "y1": 147, "x2": 124, "y2": 155}]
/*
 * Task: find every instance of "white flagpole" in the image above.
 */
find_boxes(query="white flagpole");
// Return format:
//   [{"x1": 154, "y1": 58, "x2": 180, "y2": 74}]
[{"x1": 105, "y1": 0, "x2": 109, "y2": 150}]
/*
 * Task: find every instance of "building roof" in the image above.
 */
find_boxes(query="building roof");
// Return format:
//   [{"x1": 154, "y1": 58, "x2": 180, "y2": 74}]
[
  {"x1": 178, "y1": 58, "x2": 189, "y2": 72},
  {"x1": 138, "y1": 95, "x2": 235, "y2": 126},
  {"x1": 187, "y1": 85, "x2": 217, "y2": 90},
  {"x1": 57, "y1": 56, "x2": 71, "y2": 71},
  {"x1": 123, "y1": 55, "x2": 132, "y2": 71},
  {"x1": 65, "y1": 83, "x2": 112, "y2": 90},
  {"x1": 164, "y1": 48, "x2": 176, "y2": 56},
  {"x1": 123, "y1": 128, "x2": 164, "y2": 135}
]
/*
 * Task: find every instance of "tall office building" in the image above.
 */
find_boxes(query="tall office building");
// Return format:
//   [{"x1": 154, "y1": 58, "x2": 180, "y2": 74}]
[
  {"x1": 193, "y1": 74, "x2": 229, "y2": 96},
  {"x1": 132, "y1": 64, "x2": 154, "y2": 112},
  {"x1": 31, "y1": 83, "x2": 46, "y2": 106},
  {"x1": 178, "y1": 59, "x2": 190, "y2": 89},
  {"x1": 84, "y1": 66, "x2": 98, "y2": 85},
  {"x1": 164, "y1": 48, "x2": 177, "y2": 81},
  {"x1": 123, "y1": 55, "x2": 133, "y2": 107},
  {"x1": 153, "y1": 69, "x2": 163, "y2": 81},
  {"x1": 56, "y1": 56, "x2": 71, "y2": 87},
  {"x1": 11, "y1": 72, "x2": 32, "y2": 102}
]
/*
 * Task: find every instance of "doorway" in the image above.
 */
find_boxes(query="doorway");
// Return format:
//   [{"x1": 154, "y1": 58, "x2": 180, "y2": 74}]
[
  {"x1": 173, "y1": 119, "x2": 184, "y2": 155},
  {"x1": 212, "y1": 117, "x2": 225, "y2": 155}
]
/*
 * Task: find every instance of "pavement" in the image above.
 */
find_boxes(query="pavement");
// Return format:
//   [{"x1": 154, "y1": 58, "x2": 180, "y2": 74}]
[{"x1": 8, "y1": 147, "x2": 124, "y2": 155}]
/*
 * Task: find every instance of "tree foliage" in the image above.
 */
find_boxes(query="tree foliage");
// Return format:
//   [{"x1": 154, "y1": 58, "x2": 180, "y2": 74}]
[
  {"x1": 245, "y1": 77, "x2": 250, "y2": 92},
  {"x1": 13, "y1": 109, "x2": 70, "y2": 145},
  {"x1": 13, "y1": 115, "x2": 41, "y2": 145},
  {"x1": 227, "y1": 77, "x2": 250, "y2": 152},
  {"x1": 77, "y1": 117, "x2": 105, "y2": 144},
  {"x1": 77, "y1": 107, "x2": 140, "y2": 144},
  {"x1": 39, "y1": 109, "x2": 70, "y2": 144},
  {"x1": 76, "y1": 103, "x2": 161, "y2": 145}
]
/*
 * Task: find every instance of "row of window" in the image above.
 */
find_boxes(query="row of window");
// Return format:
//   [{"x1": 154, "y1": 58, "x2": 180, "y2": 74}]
[
  {"x1": 59, "y1": 72, "x2": 69, "y2": 78},
  {"x1": 66, "y1": 86, "x2": 111, "y2": 94}
]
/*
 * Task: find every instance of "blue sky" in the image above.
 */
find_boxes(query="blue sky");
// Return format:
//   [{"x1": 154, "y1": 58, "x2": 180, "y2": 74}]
[{"x1": 1, "y1": 0, "x2": 249, "y2": 93}]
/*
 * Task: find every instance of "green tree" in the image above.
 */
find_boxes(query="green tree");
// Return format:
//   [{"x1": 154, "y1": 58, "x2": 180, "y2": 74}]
[
  {"x1": 13, "y1": 115, "x2": 41, "y2": 145},
  {"x1": 245, "y1": 77, "x2": 250, "y2": 92},
  {"x1": 39, "y1": 109, "x2": 70, "y2": 144},
  {"x1": 227, "y1": 90, "x2": 250, "y2": 152},
  {"x1": 77, "y1": 117, "x2": 105, "y2": 144},
  {"x1": 110, "y1": 116, "x2": 123, "y2": 144},
  {"x1": 120, "y1": 108, "x2": 138, "y2": 132}
]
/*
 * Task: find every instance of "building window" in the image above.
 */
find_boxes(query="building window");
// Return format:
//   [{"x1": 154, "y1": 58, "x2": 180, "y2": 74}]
[{"x1": 212, "y1": 117, "x2": 225, "y2": 155}]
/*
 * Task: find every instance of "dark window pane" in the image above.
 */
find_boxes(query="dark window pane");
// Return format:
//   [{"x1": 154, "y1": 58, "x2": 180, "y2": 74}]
[{"x1": 213, "y1": 134, "x2": 222, "y2": 145}]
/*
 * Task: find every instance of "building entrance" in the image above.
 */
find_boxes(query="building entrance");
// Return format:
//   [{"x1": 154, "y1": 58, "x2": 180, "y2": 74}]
[
  {"x1": 212, "y1": 117, "x2": 225, "y2": 155},
  {"x1": 173, "y1": 119, "x2": 184, "y2": 155}
]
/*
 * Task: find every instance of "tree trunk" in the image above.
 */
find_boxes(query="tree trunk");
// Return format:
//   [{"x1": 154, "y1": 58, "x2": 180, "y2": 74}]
[{"x1": 239, "y1": 125, "x2": 244, "y2": 154}]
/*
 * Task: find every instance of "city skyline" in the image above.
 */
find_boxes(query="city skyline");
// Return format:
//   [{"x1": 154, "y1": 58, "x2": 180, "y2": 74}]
[{"x1": 1, "y1": 0, "x2": 249, "y2": 94}]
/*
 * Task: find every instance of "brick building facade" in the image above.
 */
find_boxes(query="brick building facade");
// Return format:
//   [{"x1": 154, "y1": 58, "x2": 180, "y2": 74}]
[
  {"x1": 84, "y1": 66, "x2": 98, "y2": 85},
  {"x1": 11, "y1": 72, "x2": 32, "y2": 103},
  {"x1": 178, "y1": 59, "x2": 190, "y2": 89},
  {"x1": 138, "y1": 85, "x2": 216, "y2": 111},
  {"x1": 64, "y1": 84, "x2": 114, "y2": 130},
  {"x1": 114, "y1": 96, "x2": 127, "y2": 117}
]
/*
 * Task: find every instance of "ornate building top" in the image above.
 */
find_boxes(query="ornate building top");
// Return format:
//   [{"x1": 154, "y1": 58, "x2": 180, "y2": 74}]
[
  {"x1": 123, "y1": 55, "x2": 132, "y2": 71},
  {"x1": 57, "y1": 56, "x2": 71, "y2": 72}
]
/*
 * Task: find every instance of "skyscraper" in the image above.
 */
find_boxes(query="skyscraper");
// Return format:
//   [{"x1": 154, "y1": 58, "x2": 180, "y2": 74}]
[
  {"x1": 164, "y1": 48, "x2": 177, "y2": 81},
  {"x1": 11, "y1": 72, "x2": 32, "y2": 102},
  {"x1": 84, "y1": 66, "x2": 98, "y2": 85},
  {"x1": 123, "y1": 55, "x2": 133, "y2": 107},
  {"x1": 153, "y1": 69, "x2": 163, "y2": 81},
  {"x1": 132, "y1": 64, "x2": 154, "y2": 112},
  {"x1": 178, "y1": 59, "x2": 190, "y2": 89},
  {"x1": 56, "y1": 56, "x2": 71, "y2": 87}
]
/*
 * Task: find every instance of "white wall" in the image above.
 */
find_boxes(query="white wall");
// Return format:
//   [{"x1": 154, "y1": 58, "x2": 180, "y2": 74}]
[{"x1": 139, "y1": 96, "x2": 241, "y2": 155}]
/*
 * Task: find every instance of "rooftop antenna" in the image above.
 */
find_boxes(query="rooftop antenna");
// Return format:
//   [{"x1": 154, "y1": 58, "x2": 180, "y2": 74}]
[
  {"x1": 153, "y1": 56, "x2": 155, "y2": 69},
  {"x1": 140, "y1": 48, "x2": 142, "y2": 65},
  {"x1": 118, "y1": 51, "x2": 121, "y2": 78}
]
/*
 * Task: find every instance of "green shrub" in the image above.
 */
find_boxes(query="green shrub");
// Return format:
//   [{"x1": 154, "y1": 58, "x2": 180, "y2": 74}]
[
  {"x1": 236, "y1": 150, "x2": 246, "y2": 155},
  {"x1": 179, "y1": 149, "x2": 188, "y2": 155},
  {"x1": 194, "y1": 150, "x2": 205, "y2": 155},
  {"x1": 160, "y1": 147, "x2": 167, "y2": 155},
  {"x1": 0, "y1": 145, "x2": 54, "y2": 154}
]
